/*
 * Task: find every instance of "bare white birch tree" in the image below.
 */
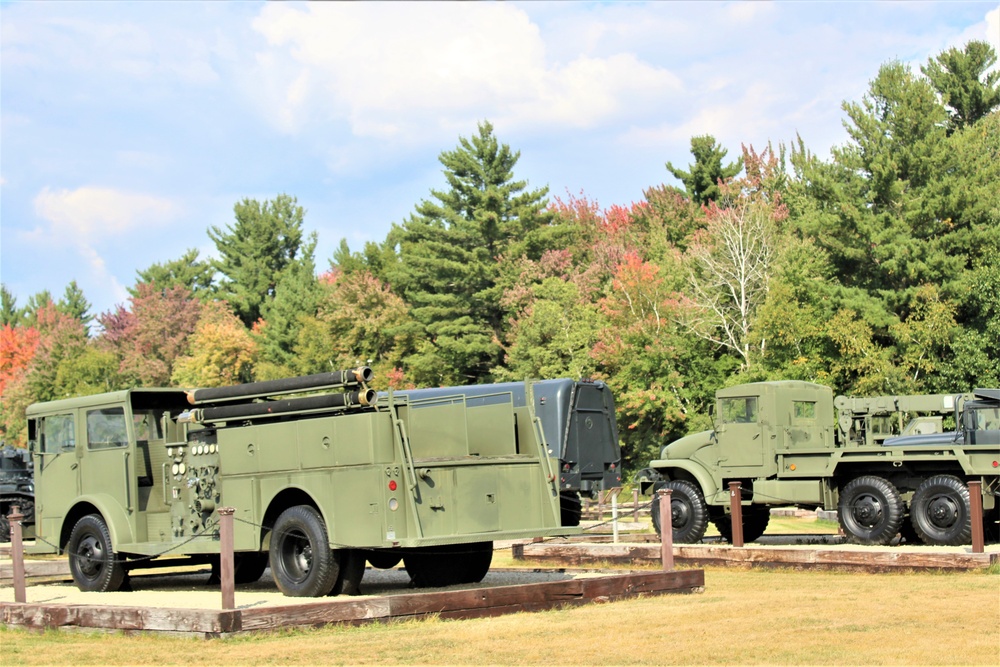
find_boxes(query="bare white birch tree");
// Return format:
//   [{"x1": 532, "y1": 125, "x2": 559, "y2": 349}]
[{"x1": 680, "y1": 199, "x2": 776, "y2": 370}]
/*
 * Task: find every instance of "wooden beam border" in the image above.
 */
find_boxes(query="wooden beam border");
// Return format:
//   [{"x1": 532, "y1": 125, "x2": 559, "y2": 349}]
[{"x1": 0, "y1": 569, "x2": 704, "y2": 637}]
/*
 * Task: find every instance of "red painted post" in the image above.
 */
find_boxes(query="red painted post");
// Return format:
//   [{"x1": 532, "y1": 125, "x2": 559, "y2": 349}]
[
  {"x1": 968, "y1": 480, "x2": 984, "y2": 554},
  {"x1": 728, "y1": 482, "x2": 744, "y2": 547},
  {"x1": 9, "y1": 505, "x2": 26, "y2": 603},
  {"x1": 218, "y1": 507, "x2": 236, "y2": 610},
  {"x1": 658, "y1": 489, "x2": 673, "y2": 571}
]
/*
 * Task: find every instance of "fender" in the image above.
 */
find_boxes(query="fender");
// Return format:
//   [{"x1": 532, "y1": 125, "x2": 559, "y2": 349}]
[
  {"x1": 65, "y1": 494, "x2": 135, "y2": 548},
  {"x1": 648, "y1": 458, "x2": 721, "y2": 506}
]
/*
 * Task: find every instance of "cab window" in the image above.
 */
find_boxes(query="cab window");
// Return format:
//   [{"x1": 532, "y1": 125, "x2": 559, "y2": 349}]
[
  {"x1": 41, "y1": 414, "x2": 76, "y2": 453},
  {"x1": 792, "y1": 401, "x2": 816, "y2": 422},
  {"x1": 87, "y1": 407, "x2": 129, "y2": 450},
  {"x1": 719, "y1": 397, "x2": 759, "y2": 424}
]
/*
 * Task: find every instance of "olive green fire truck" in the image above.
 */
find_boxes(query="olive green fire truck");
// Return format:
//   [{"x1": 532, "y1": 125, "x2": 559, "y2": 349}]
[{"x1": 26, "y1": 370, "x2": 620, "y2": 597}]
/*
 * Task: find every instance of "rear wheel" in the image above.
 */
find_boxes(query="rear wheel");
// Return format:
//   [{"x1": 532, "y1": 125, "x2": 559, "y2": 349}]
[
  {"x1": 329, "y1": 549, "x2": 366, "y2": 596},
  {"x1": 909, "y1": 475, "x2": 971, "y2": 546},
  {"x1": 209, "y1": 551, "x2": 269, "y2": 585},
  {"x1": 650, "y1": 480, "x2": 709, "y2": 543},
  {"x1": 459, "y1": 541, "x2": 493, "y2": 584},
  {"x1": 983, "y1": 504, "x2": 1000, "y2": 544},
  {"x1": 269, "y1": 506, "x2": 340, "y2": 597},
  {"x1": 365, "y1": 549, "x2": 403, "y2": 570},
  {"x1": 67, "y1": 514, "x2": 127, "y2": 592},
  {"x1": 838, "y1": 476, "x2": 904, "y2": 545},
  {"x1": 714, "y1": 506, "x2": 771, "y2": 544},
  {"x1": 560, "y1": 491, "x2": 582, "y2": 527},
  {"x1": 404, "y1": 542, "x2": 494, "y2": 588}
]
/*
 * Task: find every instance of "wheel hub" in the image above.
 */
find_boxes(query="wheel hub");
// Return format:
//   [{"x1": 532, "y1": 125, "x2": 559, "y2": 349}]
[
  {"x1": 78, "y1": 535, "x2": 104, "y2": 577},
  {"x1": 671, "y1": 499, "x2": 690, "y2": 528},
  {"x1": 927, "y1": 495, "x2": 959, "y2": 528},
  {"x1": 854, "y1": 494, "x2": 882, "y2": 527}
]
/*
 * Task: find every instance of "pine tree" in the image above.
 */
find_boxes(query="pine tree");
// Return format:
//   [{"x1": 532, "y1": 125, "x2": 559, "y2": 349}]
[
  {"x1": 256, "y1": 232, "x2": 319, "y2": 375},
  {"x1": 57, "y1": 281, "x2": 94, "y2": 336},
  {"x1": 665, "y1": 135, "x2": 743, "y2": 204},
  {"x1": 133, "y1": 248, "x2": 215, "y2": 298},
  {"x1": 209, "y1": 195, "x2": 306, "y2": 327},
  {"x1": 393, "y1": 121, "x2": 551, "y2": 386},
  {"x1": 922, "y1": 40, "x2": 1000, "y2": 132},
  {"x1": 0, "y1": 285, "x2": 21, "y2": 327}
]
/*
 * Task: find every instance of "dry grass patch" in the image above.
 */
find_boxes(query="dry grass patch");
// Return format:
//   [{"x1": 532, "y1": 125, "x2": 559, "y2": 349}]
[{"x1": 3, "y1": 566, "x2": 997, "y2": 666}]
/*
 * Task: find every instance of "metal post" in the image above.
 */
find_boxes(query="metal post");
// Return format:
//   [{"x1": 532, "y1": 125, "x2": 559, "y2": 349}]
[
  {"x1": 611, "y1": 488, "x2": 620, "y2": 543},
  {"x1": 9, "y1": 505, "x2": 26, "y2": 603},
  {"x1": 632, "y1": 488, "x2": 639, "y2": 522},
  {"x1": 218, "y1": 507, "x2": 236, "y2": 610},
  {"x1": 968, "y1": 480, "x2": 984, "y2": 554},
  {"x1": 658, "y1": 489, "x2": 674, "y2": 571},
  {"x1": 728, "y1": 482, "x2": 744, "y2": 547}
]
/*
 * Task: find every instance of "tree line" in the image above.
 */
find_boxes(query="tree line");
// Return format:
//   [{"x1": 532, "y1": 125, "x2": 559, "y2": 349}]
[{"x1": 2, "y1": 41, "x2": 998, "y2": 474}]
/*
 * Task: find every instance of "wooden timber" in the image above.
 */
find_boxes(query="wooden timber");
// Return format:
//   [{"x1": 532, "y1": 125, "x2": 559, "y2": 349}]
[
  {"x1": 0, "y1": 569, "x2": 704, "y2": 637},
  {"x1": 513, "y1": 542, "x2": 999, "y2": 572}
]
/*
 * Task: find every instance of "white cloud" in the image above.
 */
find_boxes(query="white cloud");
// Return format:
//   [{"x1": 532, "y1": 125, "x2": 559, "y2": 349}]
[
  {"x1": 984, "y1": 5, "x2": 1000, "y2": 53},
  {"x1": 723, "y1": 0, "x2": 777, "y2": 24},
  {"x1": 33, "y1": 186, "x2": 177, "y2": 238},
  {"x1": 247, "y1": 3, "x2": 682, "y2": 139}
]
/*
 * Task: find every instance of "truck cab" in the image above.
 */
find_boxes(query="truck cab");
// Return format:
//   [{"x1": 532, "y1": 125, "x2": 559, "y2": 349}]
[
  {"x1": 26, "y1": 389, "x2": 192, "y2": 556},
  {"x1": 714, "y1": 381, "x2": 836, "y2": 475}
]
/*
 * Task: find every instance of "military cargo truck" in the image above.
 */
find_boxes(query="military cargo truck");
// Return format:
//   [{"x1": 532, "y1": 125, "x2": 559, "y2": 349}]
[
  {"x1": 26, "y1": 370, "x2": 620, "y2": 597},
  {"x1": 1, "y1": 444, "x2": 35, "y2": 542},
  {"x1": 638, "y1": 382, "x2": 1000, "y2": 546}
]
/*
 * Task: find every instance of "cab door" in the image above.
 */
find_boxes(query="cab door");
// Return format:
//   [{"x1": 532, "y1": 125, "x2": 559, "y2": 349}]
[
  {"x1": 79, "y1": 406, "x2": 135, "y2": 523},
  {"x1": 30, "y1": 413, "x2": 81, "y2": 549},
  {"x1": 715, "y1": 395, "x2": 764, "y2": 467}
]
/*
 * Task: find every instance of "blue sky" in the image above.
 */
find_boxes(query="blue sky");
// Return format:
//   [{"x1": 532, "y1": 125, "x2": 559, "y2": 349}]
[{"x1": 2, "y1": 1, "x2": 998, "y2": 319}]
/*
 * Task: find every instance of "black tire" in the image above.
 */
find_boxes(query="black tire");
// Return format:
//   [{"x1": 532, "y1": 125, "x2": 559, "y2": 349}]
[
  {"x1": 233, "y1": 552, "x2": 269, "y2": 584},
  {"x1": 404, "y1": 542, "x2": 494, "y2": 588},
  {"x1": 67, "y1": 514, "x2": 127, "y2": 592},
  {"x1": 210, "y1": 551, "x2": 269, "y2": 585},
  {"x1": 365, "y1": 549, "x2": 403, "y2": 570},
  {"x1": 329, "y1": 549, "x2": 366, "y2": 596},
  {"x1": 560, "y1": 491, "x2": 582, "y2": 527},
  {"x1": 838, "y1": 476, "x2": 904, "y2": 545},
  {"x1": 459, "y1": 541, "x2": 493, "y2": 584},
  {"x1": 714, "y1": 506, "x2": 771, "y2": 544},
  {"x1": 269, "y1": 506, "x2": 341, "y2": 597},
  {"x1": 984, "y1": 504, "x2": 1000, "y2": 544},
  {"x1": 0, "y1": 514, "x2": 10, "y2": 543},
  {"x1": 909, "y1": 475, "x2": 972, "y2": 546},
  {"x1": 650, "y1": 480, "x2": 709, "y2": 543}
]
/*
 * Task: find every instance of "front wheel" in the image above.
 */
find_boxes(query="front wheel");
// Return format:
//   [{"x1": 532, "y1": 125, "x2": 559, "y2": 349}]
[
  {"x1": 269, "y1": 505, "x2": 341, "y2": 597},
  {"x1": 838, "y1": 476, "x2": 903, "y2": 545},
  {"x1": 909, "y1": 475, "x2": 971, "y2": 546},
  {"x1": 67, "y1": 514, "x2": 127, "y2": 592},
  {"x1": 650, "y1": 480, "x2": 709, "y2": 544},
  {"x1": 714, "y1": 506, "x2": 771, "y2": 544}
]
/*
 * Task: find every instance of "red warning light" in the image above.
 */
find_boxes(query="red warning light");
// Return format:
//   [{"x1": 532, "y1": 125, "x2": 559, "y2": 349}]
[{"x1": 388, "y1": 480, "x2": 398, "y2": 491}]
